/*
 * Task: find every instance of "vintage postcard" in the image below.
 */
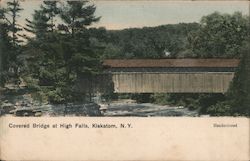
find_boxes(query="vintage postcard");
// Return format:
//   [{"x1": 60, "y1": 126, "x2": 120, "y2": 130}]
[{"x1": 0, "y1": 0, "x2": 249, "y2": 160}]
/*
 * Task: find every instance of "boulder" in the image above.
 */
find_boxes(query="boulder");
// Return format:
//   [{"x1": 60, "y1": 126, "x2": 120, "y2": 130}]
[{"x1": 64, "y1": 103, "x2": 102, "y2": 116}]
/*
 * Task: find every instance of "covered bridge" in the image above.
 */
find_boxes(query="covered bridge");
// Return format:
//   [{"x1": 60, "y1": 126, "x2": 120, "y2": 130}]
[{"x1": 103, "y1": 59, "x2": 240, "y2": 93}]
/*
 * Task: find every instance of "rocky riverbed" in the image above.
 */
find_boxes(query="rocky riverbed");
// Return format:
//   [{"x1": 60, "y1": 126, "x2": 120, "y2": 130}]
[
  {"x1": 102, "y1": 102, "x2": 198, "y2": 117},
  {"x1": 1, "y1": 100, "x2": 199, "y2": 117},
  {"x1": 1, "y1": 88, "x2": 198, "y2": 117},
  {"x1": 0, "y1": 88, "x2": 102, "y2": 117}
]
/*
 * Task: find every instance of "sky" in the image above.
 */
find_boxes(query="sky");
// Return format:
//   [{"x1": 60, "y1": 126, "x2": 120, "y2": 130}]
[{"x1": 1, "y1": 0, "x2": 249, "y2": 30}]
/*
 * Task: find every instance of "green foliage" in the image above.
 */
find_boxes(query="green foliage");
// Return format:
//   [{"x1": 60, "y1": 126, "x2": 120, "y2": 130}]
[
  {"x1": 6, "y1": 0, "x2": 23, "y2": 45},
  {"x1": 22, "y1": 76, "x2": 40, "y2": 90},
  {"x1": 151, "y1": 93, "x2": 227, "y2": 113},
  {"x1": 24, "y1": 32, "x2": 102, "y2": 103},
  {"x1": 0, "y1": 0, "x2": 23, "y2": 86},
  {"x1": 103, "y1": 23, "x2": 200, "y2": 58},
  {"x1": 25, "y1": 10, "x2": 50, "y2": 38},
  {"x1": 22, "y1": 1, "x2": 102, "y2": 104},
  {"x1": 187, "y1": 12, "x2": 249, "y2": 58},
  {"x1": 165, "y1": 94, "x2": 201, "y2": 110},
  {"x1": 197, "y1": 94, "x2": 226, "y2": 114},
  {"x1": 99, "y1": 12, "x2": 248, "y2": 59},
  {"x1": 47, "y1": 88, "x2": 66, "y2": 104},
  {"x1": 206, "y1": 101, "x2": 233, "y2": 116},
  {"x1": 41, "y1": 1, "x2": 60, "y2": 31},
  {"x1": 30, "y1": 91, "x2": 48, "y2": 104},
  {"x1": 102, "y1": 43, "x2": 122, "y2": 59},
  {"x1": 226, "y1": 41, "x2": 250, "y2": 116},
  {"x1": 59, "y1": 1, "x2": 100, "y2": 36},
  {"x1": 0, "y1": 22, "x2": 11, "y2": 86},
  {"x1": 24, "y1": 1, "x2": 60, "y2": 40},
  {"x1": 131, "y1": 93, "x2": 153, "y2": 103},
  {"x1": 207, "y1": 42, "x2": 250, "y2": 117},
  {"x1": 150, "y1": 93, "x2": 171, "y2": 105}
]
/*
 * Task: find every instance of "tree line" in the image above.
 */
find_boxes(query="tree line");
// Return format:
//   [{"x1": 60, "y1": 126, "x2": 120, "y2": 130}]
[{"x1": 101, "y1": 12, "x2": 249, "y2": 59}]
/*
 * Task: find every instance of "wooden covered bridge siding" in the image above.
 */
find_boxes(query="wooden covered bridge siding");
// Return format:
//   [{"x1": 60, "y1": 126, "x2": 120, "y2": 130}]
[
  {"x1": 112, "y1": 72, "x2": 235, "y2": 93},
  {"x1": 103, "y1": 59, "x2": 239, "y2": 93}
]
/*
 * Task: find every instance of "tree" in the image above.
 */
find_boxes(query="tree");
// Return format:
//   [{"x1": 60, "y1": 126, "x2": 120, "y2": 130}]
[
  {"x1": 6, "y1": 0, "x2": 23, "y2": 46},
  {"x1": 187, "y1": 12, "x2": 249, "y2": 58},
  {"x1": 23, "y1": 1, "x2": 61, "y2": 88},
  {"x1": 0, "y1": 10, "x2": 12, "y2": 86},
  {"x1": 24, "y1": 1, "x2": 59, "y2": 39},
  {"x1": 204, "y1": 41, "x2": 250, "y2": 116},
  {"x1": 24, "y1": 10, "x2": 50, "y2": 39},
  {"x1": 6, "y1": 0, "x2": 23, "y2": 82},
  {"x1": 0, "y1": 24, "x2": 9, "y2": 86},
  {"x1": 0, "y1": 0, "x2": 23, "y2": 85},
  {"x1": 41, "y1": 1, "x2": 60, "y2": 32},
  {"x1": 59, "y1": 1, "x2": 100, "y2": 36},
  {"x1": 58, "y1": 0, "x2": 101, "y2": 79},
  {"x1": 227, "y1": 41, "x2": 250, "y2": 116},
  {"x1": 102, "y1": 23, "x2": 200, "y2": 59},
  {"x1": 55, "y1": 1, "x2": 102, "y2": 102},
  {"x1": 23, "y1": 0, "x2": 102, "y2": 103}
]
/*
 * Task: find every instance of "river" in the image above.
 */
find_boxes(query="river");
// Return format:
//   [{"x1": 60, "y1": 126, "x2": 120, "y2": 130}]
[{"x1": 102, "y1": 102, "x2": 198, "y2": 117}]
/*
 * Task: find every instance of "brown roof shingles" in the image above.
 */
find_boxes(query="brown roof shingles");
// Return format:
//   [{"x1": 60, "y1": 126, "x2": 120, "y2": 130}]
[{"x1": 103, "y1": 59, "x2": 240, "y2": 68}]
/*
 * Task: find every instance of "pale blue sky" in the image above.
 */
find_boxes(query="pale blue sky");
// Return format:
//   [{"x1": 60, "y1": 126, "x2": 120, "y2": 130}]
[{"x1": 2, "y1": 0, "x2": 249, "y2": 30}]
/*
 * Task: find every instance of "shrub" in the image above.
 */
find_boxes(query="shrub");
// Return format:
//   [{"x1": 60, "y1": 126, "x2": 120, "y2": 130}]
[
  {"x1": 31, "y1": 91, "x2": 48, "y2": 104},
  {"x1": 47, "y1": 88, "x2": 66, "y2": 104},
  {"x1": 131, "y1": 93, "x2": 153, "y2": 103},
  {"x1": 150, "y1": 93, "x2": 170, "y2": 105},
  {"x1": 22, "y1": 76, "x2": 41, "y2": 90},
  {"x1": 206, "y1": 101, "x2": 232, "y2": 116},
  {"x1": 198, "y1": 94, "x2": 226, "y2": 114}
]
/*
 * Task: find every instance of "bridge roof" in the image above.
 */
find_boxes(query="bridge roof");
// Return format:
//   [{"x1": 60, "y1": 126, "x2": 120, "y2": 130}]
[{"x1": 103, "y1": 59, "x2": 240, "y2": 68}]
